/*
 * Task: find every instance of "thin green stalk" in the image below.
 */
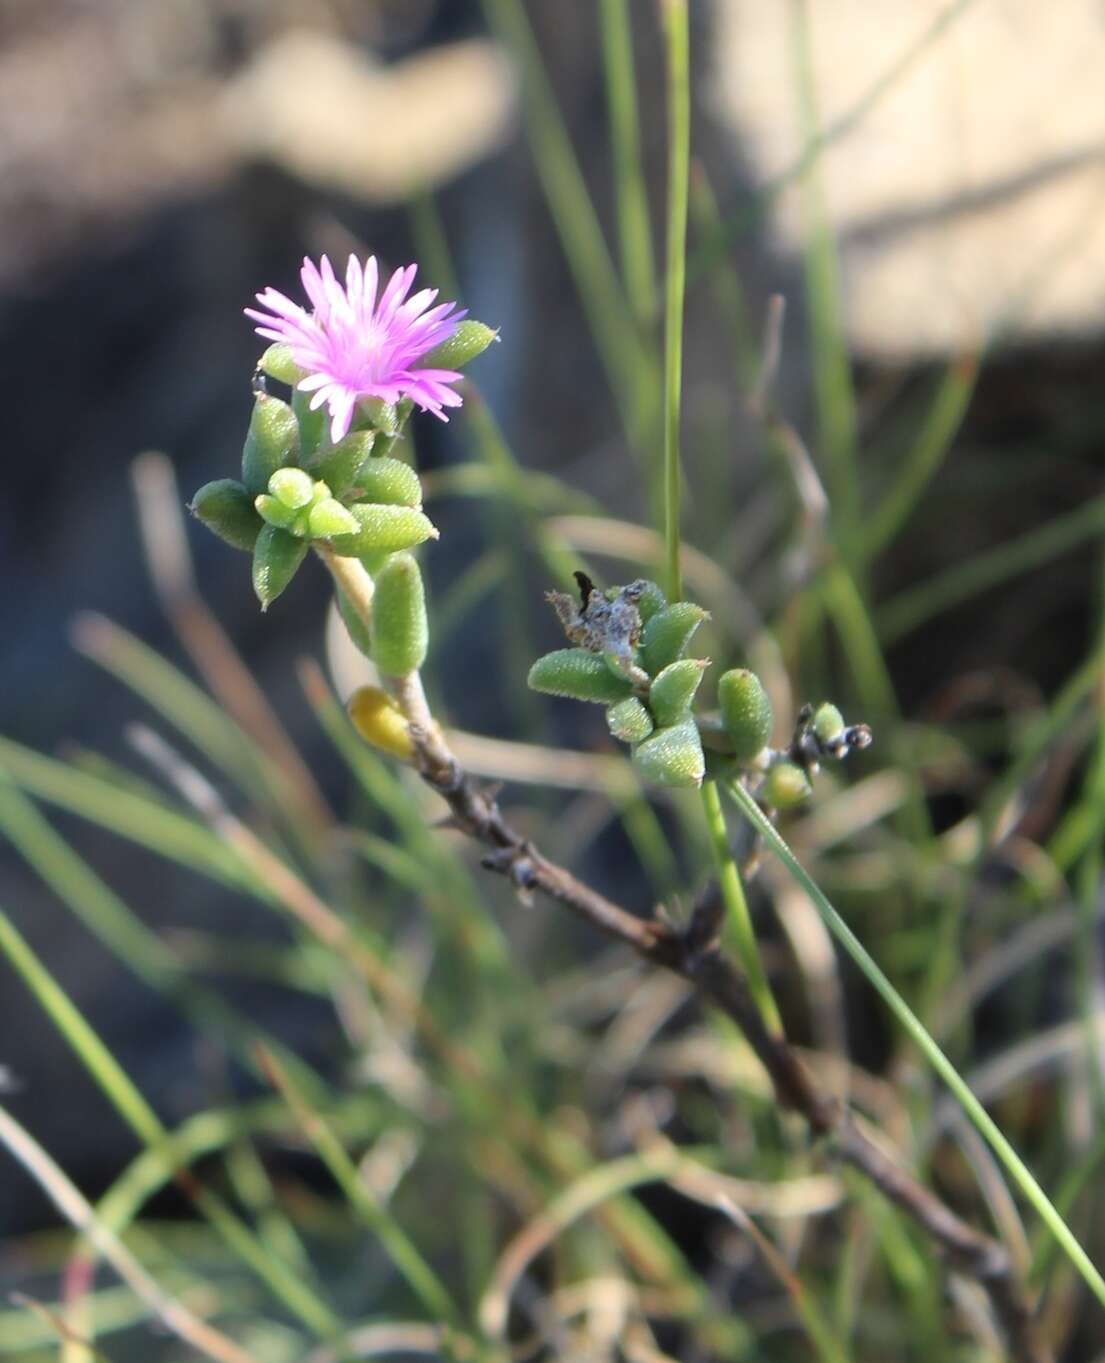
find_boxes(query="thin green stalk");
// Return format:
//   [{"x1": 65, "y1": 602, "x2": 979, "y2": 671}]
[
  {"x1": 478, "y1": 0, "x2": 652, "y2": 438},
  {"x1": 660, "y1": 0, "x2": 690, "y2": 601},
  {"x1": 687, "y1": 161, "x2": 757, "y2": 386},
  {"x1": 0, "y1": 907, "x2": 342, "y2": 1340},
  {"x1": 599, "y1": 0, "x2": 658, "y2": 329},
  {"x1": 876, "y1": 491, "x2": 1105, "y2": 644},
  {"x1": 789, "y1": 0, "x2": 859, "y2": 540},
  {"x1": 258, "y1": 1046, "x2": 463, "y2": 1332},
  {"x1": 700, "y1": 779, "x2": 781, "y2": 1031},
  {"x1": 724, "y1": 779, "x2": 1105, "y2": 1311},
  {"x1": 859, "y1": 354, "x2": 979, "y2": 562},
  {"x1": 0, "y1": 777, "x2": 324, "y2": 1100}
]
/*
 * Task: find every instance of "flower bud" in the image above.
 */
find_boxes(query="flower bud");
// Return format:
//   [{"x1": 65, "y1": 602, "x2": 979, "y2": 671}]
[
  {"x1": 812, "y1": 702, "x2": 845, "y2": 744},
  {"x1": 254, "y1": 493, "x2": 301, "y2": 532},
  {"x1": 353, "y1": 457, "x2": 423, "y2": 509},
  {"x1": 648, "y1": 658, "x2": 708, "y2": 727},
  {"x1": 307, "y1": 498, "x2": 360, "y2": 538},
  {"x1": 242, "y1": 394, "x2": 300, "y2": 496},
  {"x1": 190, "y1": 479, "x2": 262, "y2": 552},
  {"x1": 259, "y1": 343, "x2": 306, "y2": 386},
  {"x1": 527, "y1": 649, "x2": 635, "y2": 704},
  {"x1": 347, "y1": 686, "x2": 414, "y2": 761},
  {"x1": 252, "y1": 524, "x2": 307, "y2": 610},
  {"x1": 762, "y1": 761, "x2": 812, "y2": 809},
  {"x1": 329, "y1": 504, "x2": 438, "y2": 557},
  {"x1": 606, "y1": 696, "x2": 654, "y2": 744},
  {"x1": 303, "y1": 431, "x2": 375, "y2": 494},
  {"x1": 638, "y1": 602, "x2": 708, "y2": 677},
  {"x1": 632, "y1": 718, "x2": 705, "y2": 788},
  {"x1": 371, "y1": 554, "x2": 428, "y2": 676},
  {"x1": 268, "y1": 467, "x2": 315, "y2": 509},
  {"x1": 419, "y1": 320, "x2": 498, "y2": 370},
  {"x1": 718, "y1": 668, "x2": 774, "y2": 762}
]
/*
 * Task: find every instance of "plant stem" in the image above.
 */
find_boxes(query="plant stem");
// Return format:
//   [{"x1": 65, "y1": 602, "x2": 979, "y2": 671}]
[
  {"x1": 700, "y1": 779, "x2": 781, "y2": 1031},
  {"x1": 660, "y1": 0, "x2": 689, "y2": 601}
]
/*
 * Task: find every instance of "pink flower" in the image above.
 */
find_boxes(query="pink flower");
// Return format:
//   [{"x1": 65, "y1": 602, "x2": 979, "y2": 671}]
[{"x1": 246, "y1": 254, "x2": 465, "y2": 444}]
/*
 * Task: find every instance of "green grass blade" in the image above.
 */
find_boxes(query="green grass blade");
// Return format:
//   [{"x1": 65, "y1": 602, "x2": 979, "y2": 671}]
[
  {"x1": 0, "y1": 777, "x2": 324, "y2": 1098},
  {"x1": 71, "y1": 614, "x2": 293, "y2": 819},
  {"x1": 660, "y1": 0, "x2": 690, "y2": 601},
  {"x1": 259, "y1": 1047, "x2": 463, "y2": 1330},
  {"x1": 700, "y1": 779, "x2": 780, "y2": 1030},
  {"x1": 599, "y1": 0, "x2": 657, "y2": 329},
  {"x1": 789, "y1": 0, "x2": 859, "y2": 538},
  {"x1": 876, "y1": 491, "x2": 1105, "y2": 644},
  {"x1": 859, "y1": 354, "x2": 979, "y2": 561},
  {"x1": 478, "y1": 0, "x2": 653, "y2": 439},
  {"x1": 0, "y1": 907, "x2": 341, "y2": 1340},
  {"x1": 0, "y1": 738, "x2": 264, "y2": 897},
  {"x1": 724, "y1": 777, "x2": 1105, "y2": 1310}
]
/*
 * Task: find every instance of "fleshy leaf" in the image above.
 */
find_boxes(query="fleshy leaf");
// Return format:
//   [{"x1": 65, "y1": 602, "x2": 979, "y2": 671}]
[
  {"x1": 632, "y1": 718, "x2": 705, "y2": 788},
  {"x1": 328, "y1": 504, "x2": 438, "y2": 557},
  {"x1": 527, "y1": 649, "x2": 635, "y2": 704},
  {"x1": 242, "y1": 394, "x2": 300, "y2": 496},
  {"x1": 190, "y1": 479, "x2": 262, "y2": 552},
  {"x1": 606, "y1": 697, "x2": 654, "y2": 744},
  {"x1": 251, "y1": 525, "x2": 307, "y2": 610},
  {"x1": 649, "y1": 658, "x2": 708, "y2": 727},
  {"x1": 419, "y1": 319, "x2": 497, "y2": 370},
  {"x1": 638, "y1": 602, "x2": 708, "y2": 677},
  {"x1": 718, "y1": 668, "x2": 774, "y2": 761},
  {"x1": 371, "y1": 554, "x2": 428, "y2": 676}
]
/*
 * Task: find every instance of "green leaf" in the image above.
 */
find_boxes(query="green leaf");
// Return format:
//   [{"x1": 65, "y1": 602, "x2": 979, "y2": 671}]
[
  {"x1": 351, "y1": 456, "x2": 423, "y2": 509},
  {"x1": 419, "y1": 319, "x2": 498, "y2": 370},
  {"x1": 718, "y1": 668, "x2": 774, "y2": 761},
  {"x1": 329, "y1": 504, "x2": 438, "y2": 557},
  {"x1": 632, "y1": 717, "x2": 704, "y2": 788},
  {"x1": 259, "y1": 342, "x2": 307, "y2": 386},
  {"x1": 371, "y1": 554, "x2": 429, "y2": 676},
  {"x1": 252, "y1": 525, "x2": 307, "y2": 610},
  {"x1": 528, "y1": 649, "x2": 634, "y2": 704},
  {"x1": 241, "y1": 395, "x2": 300, "y2": 496},
  {"x1": 190, "y1": 479, "x2": 262, "y2": 552},
  {"x1": 606, "y1": 696, "x2": 654, "y2": 744},
  {"x1": 302, "y1": 431, "x2": 375, "y2": 494},
  {"x1": 638, "y1": 601, "x2": 707, "y2": 676},
  {"x1": 648, "y1": 658, "x2": 707, "y2": 727}
]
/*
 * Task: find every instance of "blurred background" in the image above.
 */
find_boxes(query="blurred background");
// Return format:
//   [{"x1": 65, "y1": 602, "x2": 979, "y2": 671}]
[{"x1": 2, "y1": 1, "x2": 1105, "y2": 1359}]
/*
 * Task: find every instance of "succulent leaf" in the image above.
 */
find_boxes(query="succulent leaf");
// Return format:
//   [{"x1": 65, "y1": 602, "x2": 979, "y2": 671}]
[
  {"x1": 251, "y1": 525, "x2": 307, "y2": 610},
  {"x1": 649, "y1": 658, "x2": 708, "y2": 727},
  {"x1": 632, "y1": 718, "x2": 705, "y2": 788},
  {"x1": 606, "y1": 697, "x2": 654, "y2": 744},
  {"x1": 718, "y1": 668, "x2": 774, "y2": 762},
  {"x1": 527, "y1": 649, "x2": 635, "y2": 704},
  {"x1": 329, "y1": 504, "x2": 438, "y2": 557},
  {"x1": 638, "y1": 602, "x2": 707, "y2": 677},
  {"x1": 371, "y1": 554, "x2": 429, "y2": 676},
  {"x1": 242, "y1": 394, "x2": 300, "y2": 496},
  {"x1": 190, "y1": 479, "x2": 262, "y2": 552}
]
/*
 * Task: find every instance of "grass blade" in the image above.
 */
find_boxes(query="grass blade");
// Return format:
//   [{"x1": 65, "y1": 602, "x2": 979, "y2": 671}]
[{"x1": 725, "y1": 777, "x2": 1105, "y2": 1310}]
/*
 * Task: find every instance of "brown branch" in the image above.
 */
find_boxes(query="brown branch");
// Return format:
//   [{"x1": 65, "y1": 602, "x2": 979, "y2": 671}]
[{"x1": 409, "y1": 730, "x2": 1048, "y2": 1363}]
